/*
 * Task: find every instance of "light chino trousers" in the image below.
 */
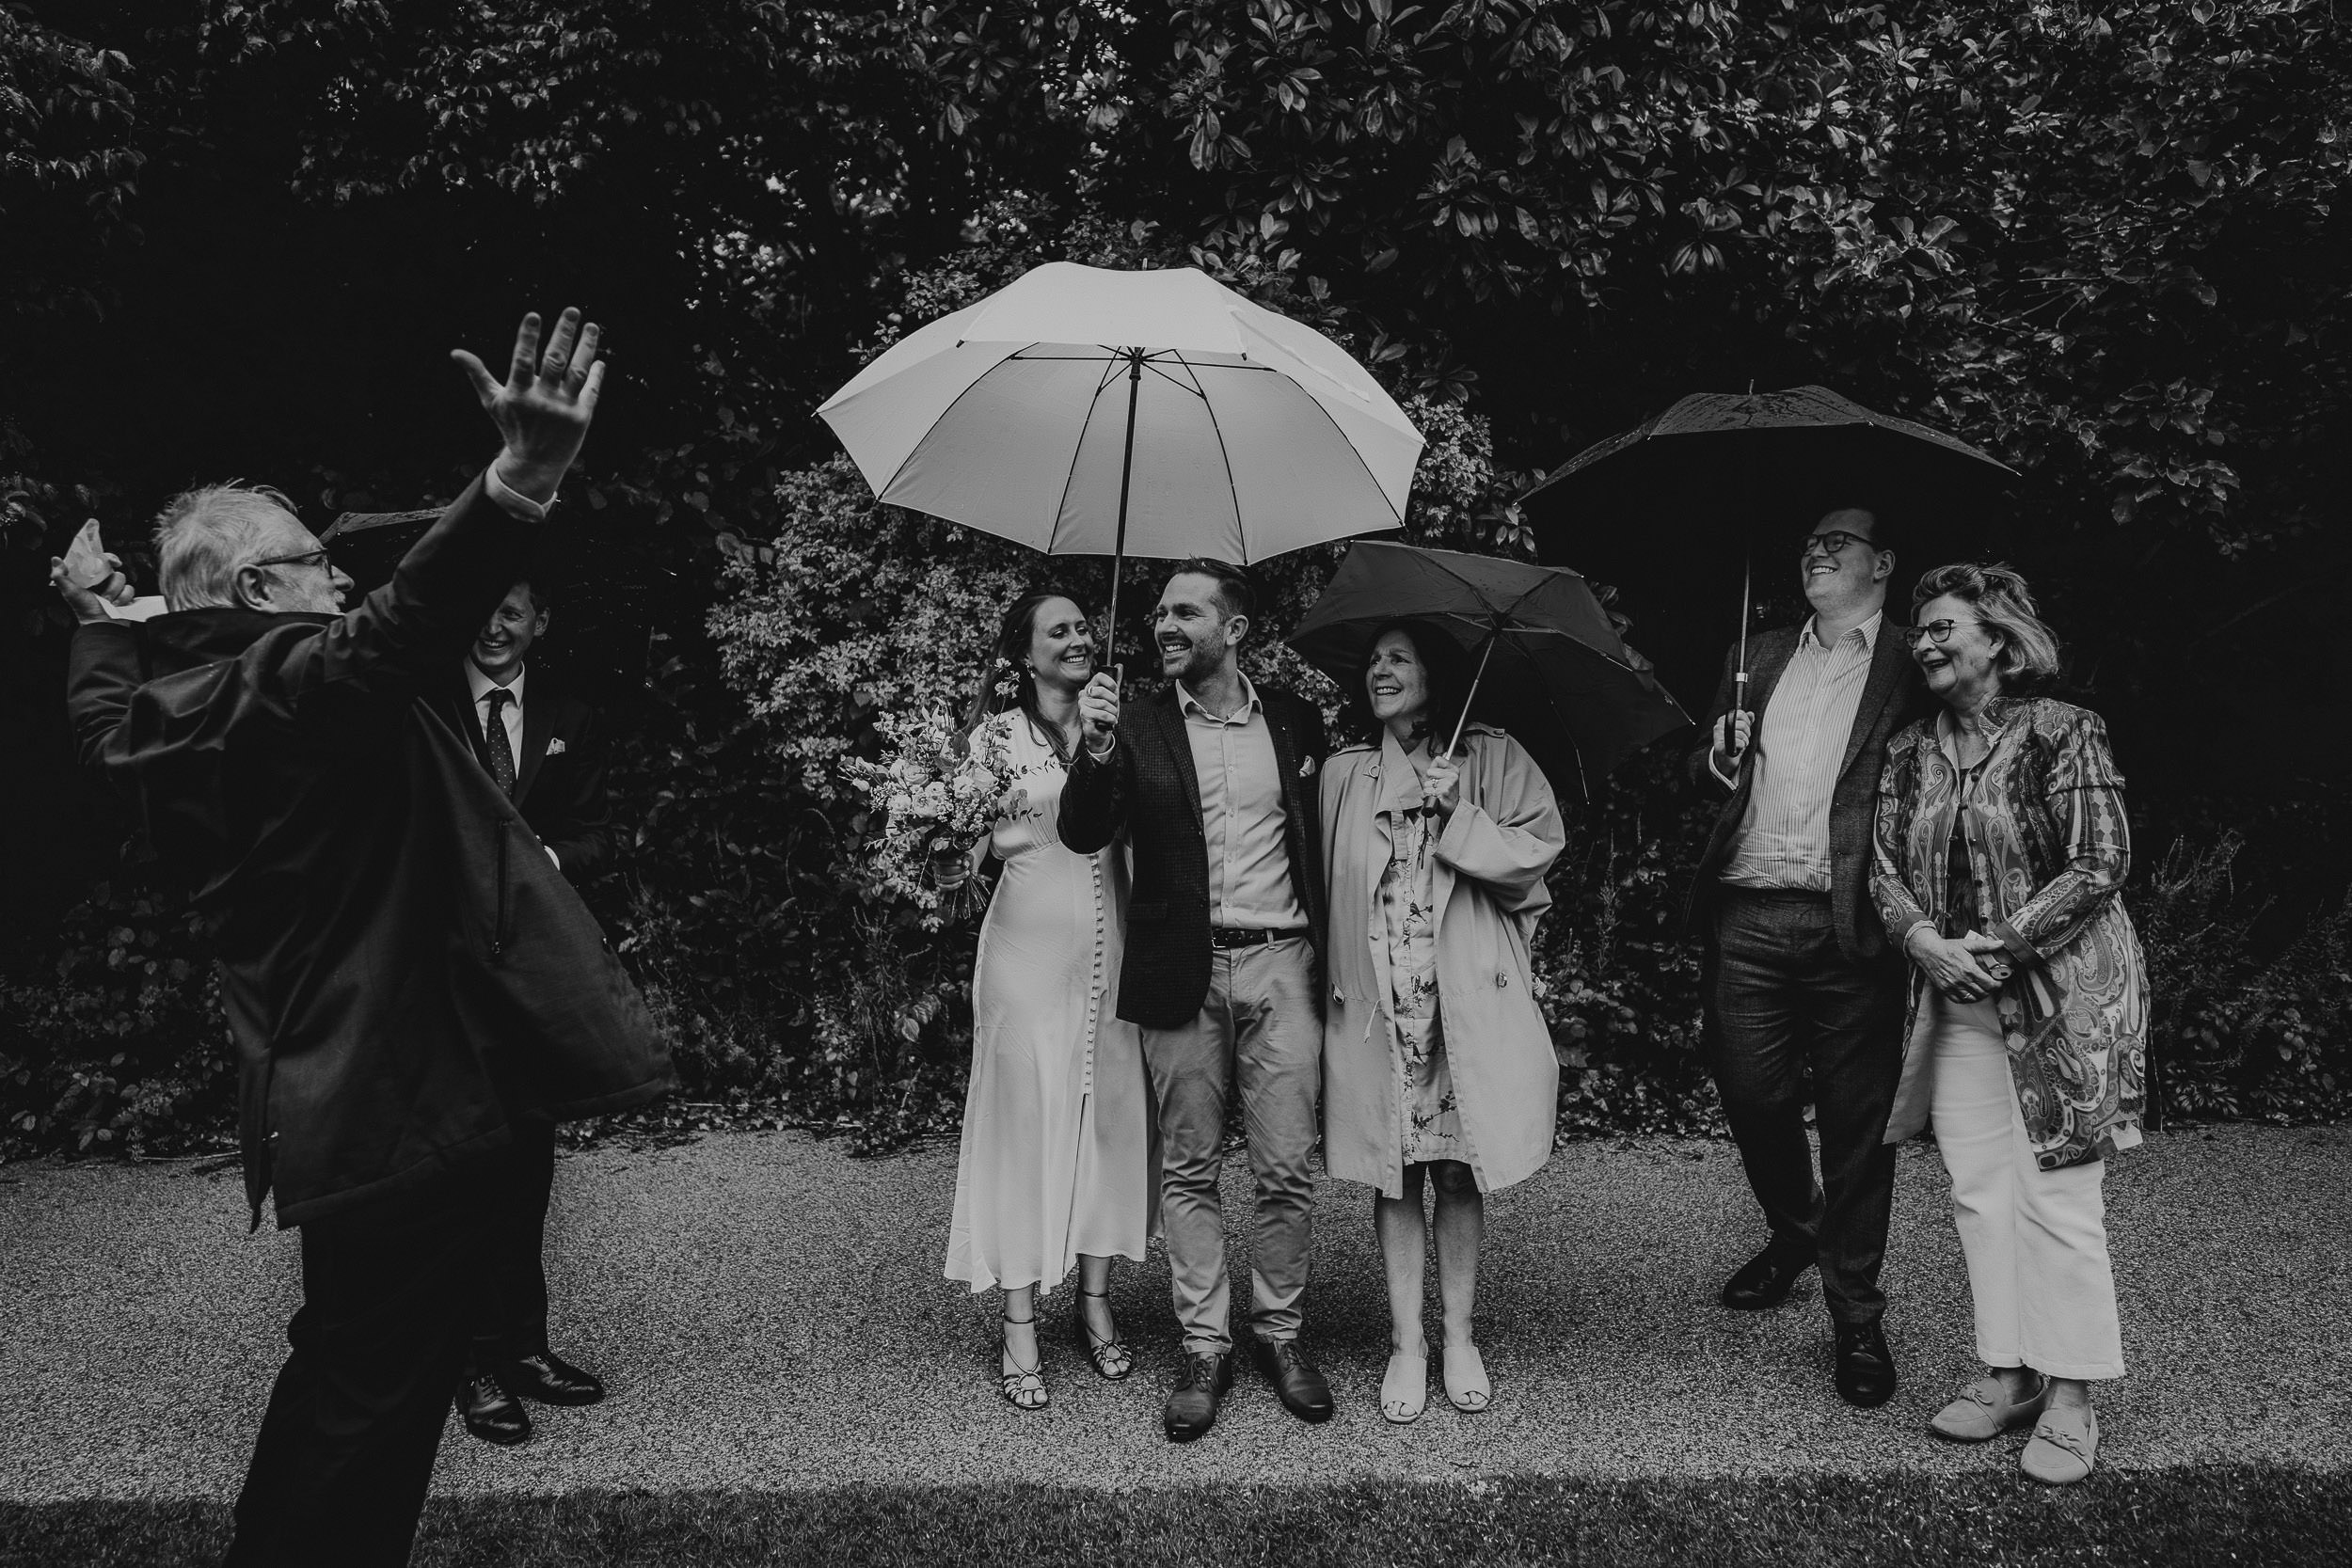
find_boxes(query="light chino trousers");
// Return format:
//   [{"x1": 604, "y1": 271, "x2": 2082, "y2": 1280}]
[
  {"x1": 1141, "y1": 935, "x2": 1321, "y2": 1355},
  {"x1": 1929, "y1": 992, "x2": 2126, "y2": 1381}
]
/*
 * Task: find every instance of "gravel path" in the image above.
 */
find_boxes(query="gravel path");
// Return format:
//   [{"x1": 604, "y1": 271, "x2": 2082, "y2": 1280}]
[{"x1": 2, "y1": 1123, "x2": 2345, "y2": 1501}]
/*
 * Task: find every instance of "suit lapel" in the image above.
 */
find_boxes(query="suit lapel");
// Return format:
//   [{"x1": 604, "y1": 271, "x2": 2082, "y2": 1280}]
[
  {"x1": 1156, "y1": 693, "x2": 1204, "y2": 829},
  {"x1": 514, "y1": 671, "x2": 556, "y2": 805},
  {"x1": 1837, "y1": 627, "x2": 1910, "y2": 783},
  {"x1": 443, "y1": 673, "x2": 493, "y2": 771}
]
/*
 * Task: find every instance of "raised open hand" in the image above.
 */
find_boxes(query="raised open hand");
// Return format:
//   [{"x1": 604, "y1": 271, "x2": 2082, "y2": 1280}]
[{"x1": 452, "y1": 308, "x2": 608, "y2": 506}]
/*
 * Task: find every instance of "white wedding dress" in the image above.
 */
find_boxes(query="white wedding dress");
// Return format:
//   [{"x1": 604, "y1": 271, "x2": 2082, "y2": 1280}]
[{"x1": 945, "y1": 712, "x2": 1156, "y2": 1294}]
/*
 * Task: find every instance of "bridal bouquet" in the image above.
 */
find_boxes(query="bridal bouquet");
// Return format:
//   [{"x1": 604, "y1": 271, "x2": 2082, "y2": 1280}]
[{"x1": 841, "y1": 706, "x2": 1012, "y2": 928}]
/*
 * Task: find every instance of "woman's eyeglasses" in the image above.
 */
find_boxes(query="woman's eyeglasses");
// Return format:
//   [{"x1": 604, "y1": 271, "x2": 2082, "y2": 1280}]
[
  {"x1": 1899, "y1": 619, "x2": 1983, "y2": 645},
  {"x1": 1800, "y1": 530, "x2": 1877, "y2": 558}
]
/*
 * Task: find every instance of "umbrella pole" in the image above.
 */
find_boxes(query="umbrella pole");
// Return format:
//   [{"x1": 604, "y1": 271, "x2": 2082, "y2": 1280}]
[
  {"x1": 1105, "y1": 348, "x2": 1144, "y2": 686},
  {"x1": 1730, "y1": 544, "x2": 1752, "y2": 763},
  {"x1": 1442, "y1": 631, "x2": 1502, "y2": 758}
]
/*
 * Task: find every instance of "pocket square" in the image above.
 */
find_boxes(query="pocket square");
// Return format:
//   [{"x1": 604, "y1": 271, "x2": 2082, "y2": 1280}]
[
  {"x1": 1297, "y1": 754, "x2": 1318, "y2": 778},
  {"x1": 546, "y1": 737, "x2": 566, "y2": 757}
]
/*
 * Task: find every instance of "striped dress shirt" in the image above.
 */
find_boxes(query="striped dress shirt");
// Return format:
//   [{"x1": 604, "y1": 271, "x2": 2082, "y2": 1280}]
[
  {"x1": 1716, "y1": 611, "x2": 1883, "y2": 893},
  {"x1": 1177, "y1": 675, "x2": 1307, "y2": 930}
]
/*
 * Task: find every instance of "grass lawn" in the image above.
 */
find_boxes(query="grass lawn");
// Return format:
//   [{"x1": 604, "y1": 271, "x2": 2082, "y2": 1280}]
[{"x1": 7, "y1": 1468, "x2": 2347, "y2": 1567}]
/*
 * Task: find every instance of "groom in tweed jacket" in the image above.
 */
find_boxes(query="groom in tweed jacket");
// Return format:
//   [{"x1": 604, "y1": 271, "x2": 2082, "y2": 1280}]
[{"x1": 1061, "y1": 559, "x2": 1331, "y2": 1443}]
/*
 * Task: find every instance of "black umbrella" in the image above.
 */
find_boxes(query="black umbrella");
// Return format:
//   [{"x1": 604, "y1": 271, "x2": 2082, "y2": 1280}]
[
  {"x1": 318, "y1": 507, "x2": 439, "y2": 596},
  {"x1": 1518, "y1": 385, "x2": 2015, "y2": 754},
  {"x1": 1289, "y1": 541, "x2": 1688, "y2": 802}
]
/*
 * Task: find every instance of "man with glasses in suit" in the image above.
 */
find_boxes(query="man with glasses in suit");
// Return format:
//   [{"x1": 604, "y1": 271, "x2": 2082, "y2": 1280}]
[
  {"x1": 1686, "y1": 506, "x2": 1929, "y2": 1409},
  {"x1": 437, "y1": 574, "x2": 616, "y2": 1446}
]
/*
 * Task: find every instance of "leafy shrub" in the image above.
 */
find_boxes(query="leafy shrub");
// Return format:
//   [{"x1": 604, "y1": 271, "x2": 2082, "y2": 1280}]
[{"x1": 0, "y1": 878, "x2": 232, "y2": 1159}]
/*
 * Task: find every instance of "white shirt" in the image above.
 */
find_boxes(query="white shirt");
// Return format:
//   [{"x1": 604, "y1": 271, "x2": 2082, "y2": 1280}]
[
  {"x1": 464, "y1": 659, "x2": 564, "y2": 870},
  {"x1": 465, "y1": 659, "x2": 527, "y2": 764},
  {"x1": 1175, "y1": 674, "x2": 1306, "y2": 931},
  {"x1": 1717, "y1": 611, "x2": 1882, "y2": 892}
]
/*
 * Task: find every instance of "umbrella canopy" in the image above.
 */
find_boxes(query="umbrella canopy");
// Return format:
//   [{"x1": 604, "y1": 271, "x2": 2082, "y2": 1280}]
[
  {"x1": 817, "y1": 262, "x2": 1422, "y2": 565},
  {"x1": 1518, "y1": 384, "x2": 2017, "y2": 713},
  {"x1": 1289, "y1": 541, "x2": 1689, "y2": 802},
  {"x1": 319, "y1": 508, "x2": 440, "y2": 595}
]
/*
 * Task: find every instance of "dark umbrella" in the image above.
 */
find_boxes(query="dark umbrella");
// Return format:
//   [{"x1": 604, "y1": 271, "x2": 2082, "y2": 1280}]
[
  {"x1": 1289, "y1": 541, "x2": 1689, "y2": 802},
  {"x1": 1518, "y1": 385, "x2": 2015, "y2": 756},
  {"x1": 318, "y1": 508, "x2": 439, "y2": 596}
]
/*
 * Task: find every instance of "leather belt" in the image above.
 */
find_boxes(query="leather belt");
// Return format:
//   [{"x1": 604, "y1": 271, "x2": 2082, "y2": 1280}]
[{"x1": 1209, "y1": 926, "x2": 1308, "y2": 950}]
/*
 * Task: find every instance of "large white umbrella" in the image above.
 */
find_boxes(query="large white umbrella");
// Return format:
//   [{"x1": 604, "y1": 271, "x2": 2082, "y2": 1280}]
[{"x1": 817, "y1": 261, "x2": 1422, "y2": 641}]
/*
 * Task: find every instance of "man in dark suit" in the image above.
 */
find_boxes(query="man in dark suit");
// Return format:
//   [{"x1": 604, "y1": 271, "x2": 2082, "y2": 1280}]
[
  {"x1": 1061, "y1": 559, "x2": 1332, "y2": 1443},
  {"x1": 1686, "y1": 505, "x2": 1928, "y2": 1408},
  {"x1": 434, "y1": 576, "x2": 615, "y2": 1445},
  {"x1": 53, "y1": 308, "x2": 672, "y2": 1566}
]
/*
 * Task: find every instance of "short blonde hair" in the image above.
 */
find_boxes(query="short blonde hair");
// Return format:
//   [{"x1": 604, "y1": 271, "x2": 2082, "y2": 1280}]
[
  {"x1": 151, "y1": 484, "x2": 301, "y2": 610},
  {"x1": 1911, "y1": 562, "x2": 2062, "y2": 695}
]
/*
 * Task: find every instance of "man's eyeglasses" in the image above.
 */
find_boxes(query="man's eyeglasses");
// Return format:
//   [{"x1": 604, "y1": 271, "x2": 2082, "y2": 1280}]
[
  {"x1": 244, "y1": 546, "x2": 333, "y2": 575},
  {"x1": 1899, "y1": 619, "x2": 1983, "y2": 645},
  {"x1": 1801, "y1": 530, "x2": 1879, "y2": 559}
]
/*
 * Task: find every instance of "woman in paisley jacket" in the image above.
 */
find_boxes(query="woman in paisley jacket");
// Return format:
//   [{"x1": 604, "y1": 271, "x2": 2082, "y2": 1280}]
[{"x1": 1872, "y1": 562, "x2": 2145, "y2": 1487}]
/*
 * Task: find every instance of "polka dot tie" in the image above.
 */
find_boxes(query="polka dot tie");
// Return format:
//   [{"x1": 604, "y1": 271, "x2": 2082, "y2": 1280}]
[{"x1": 483, "y1": 688, "x2": 517, "y2": 796}]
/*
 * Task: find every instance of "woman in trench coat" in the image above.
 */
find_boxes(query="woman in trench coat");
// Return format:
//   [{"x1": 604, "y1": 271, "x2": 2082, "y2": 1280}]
[{"x1": 1320, "y1": 622, "x2": 1566, "y2": 1424}]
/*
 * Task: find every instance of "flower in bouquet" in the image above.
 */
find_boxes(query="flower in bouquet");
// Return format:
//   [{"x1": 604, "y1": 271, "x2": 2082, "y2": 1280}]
[{"x1": 842, "y1": 706, "x2": 1014, "y2": 928}]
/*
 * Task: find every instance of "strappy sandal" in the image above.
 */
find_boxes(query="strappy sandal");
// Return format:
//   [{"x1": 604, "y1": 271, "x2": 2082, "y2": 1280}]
[
  {"x1": 999, "y1": 1313, "x2": 1048, "y2": 1411},
  {"x1": 1074, "y1": 1290, "x2": 1134, "y2": 1381},
  {"x1": 1442, "y1": 1342, "x2": 1491, "y2": 1412}
]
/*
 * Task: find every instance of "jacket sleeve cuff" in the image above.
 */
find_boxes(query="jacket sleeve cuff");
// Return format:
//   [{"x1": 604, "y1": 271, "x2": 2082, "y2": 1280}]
[
  {"x1": 1990, "y1": 918, "x2": 2040, "y2": 965},
  {"x1": 484, "y1": 461, "x2": 551, "y2": 522}
]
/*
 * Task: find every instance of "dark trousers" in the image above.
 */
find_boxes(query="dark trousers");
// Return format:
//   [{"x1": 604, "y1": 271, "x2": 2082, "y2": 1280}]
[
  {"x1": 472, "y1": 1114, "x2": 557, "y2": 1366},
  {"x1": 224, "y1": 1189, "x2": 496, "y2": 1568},
  {"x1": 1704, "y1": 887, "x2": 1905, "y2": 1327}
]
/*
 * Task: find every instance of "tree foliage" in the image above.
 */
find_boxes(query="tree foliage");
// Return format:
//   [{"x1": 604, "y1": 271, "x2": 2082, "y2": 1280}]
[{"x1": 3, "y1": 1, "x2": 2346, "y2": 1157}]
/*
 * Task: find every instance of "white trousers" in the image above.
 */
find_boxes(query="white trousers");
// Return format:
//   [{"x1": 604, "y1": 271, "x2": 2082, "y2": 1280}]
[{"x1": 1930, "y1": 993, "x2": 2126, "y2": 1381}]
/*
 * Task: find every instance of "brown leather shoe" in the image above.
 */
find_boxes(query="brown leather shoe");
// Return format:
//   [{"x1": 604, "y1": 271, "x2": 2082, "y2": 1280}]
[
  {"x1": 1250, "y1": 1338, "x2": 1334, "y2": 1424},
  {"x1": 1163, "y1": 1351, "x2": 1233, "y2": 1443}
]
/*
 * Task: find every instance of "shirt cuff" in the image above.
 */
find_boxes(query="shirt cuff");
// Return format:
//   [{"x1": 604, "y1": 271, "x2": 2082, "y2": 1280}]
[
  {"x1": 545, "y1": 846, "x2": 562, "y2": 871},
  {"x1": 1083, "y1": 736, "x2": 1116, "y2": 762},
  {"x1": 1899, "y1": 918, "x2": 1936, "y2": 953},
  {"x1": 1707, "y1": 749, "x2": 1739, "y2": 790},
  {"x1": 485, "y1": 460, "x2": 552, "y2": 522}
]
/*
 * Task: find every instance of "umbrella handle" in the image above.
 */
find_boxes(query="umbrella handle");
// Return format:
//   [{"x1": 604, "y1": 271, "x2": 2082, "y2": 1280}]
[{"x1": 1728, "y1": 671, "x2": 1750, "y2": 766}]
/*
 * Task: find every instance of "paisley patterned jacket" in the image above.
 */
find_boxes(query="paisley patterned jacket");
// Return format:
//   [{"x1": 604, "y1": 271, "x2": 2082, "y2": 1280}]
[{"x1": 1871, "y1": 697, "x2": 2148, "y2": 1170}]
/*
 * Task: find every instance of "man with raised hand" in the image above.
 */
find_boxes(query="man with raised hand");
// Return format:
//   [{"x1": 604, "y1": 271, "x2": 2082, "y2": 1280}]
[
  {"x1": 1059, "y1": 558, "x2": 1332, "y2": 1443},
  {"x1": 53, "y1": 309, "x2": 672, "y2": 1567}
]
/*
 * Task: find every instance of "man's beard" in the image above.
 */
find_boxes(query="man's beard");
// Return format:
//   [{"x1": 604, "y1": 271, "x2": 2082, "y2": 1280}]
[{"x1": 1163, "y1": 634, "x2": 1224, "y2": 684}]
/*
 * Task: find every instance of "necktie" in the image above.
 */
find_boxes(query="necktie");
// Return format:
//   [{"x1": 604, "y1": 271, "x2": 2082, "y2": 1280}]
[{"x1": 483, "y1": 688, "x2": 517, "y2": 796}]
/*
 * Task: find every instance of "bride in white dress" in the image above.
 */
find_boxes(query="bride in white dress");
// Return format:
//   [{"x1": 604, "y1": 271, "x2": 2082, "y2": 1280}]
[{"x1": 943, "y1": 592, "x2": 1157, "y2": 1410}]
